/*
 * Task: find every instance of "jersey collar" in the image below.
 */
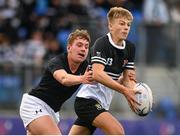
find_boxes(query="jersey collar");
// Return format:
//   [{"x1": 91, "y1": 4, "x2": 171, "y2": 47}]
[{"x1": 107, "y1": 33, "x2": 126, "y2": 49}]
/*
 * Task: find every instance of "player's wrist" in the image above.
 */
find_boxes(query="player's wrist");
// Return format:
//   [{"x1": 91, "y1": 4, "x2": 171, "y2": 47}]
[
  {"x1": 119, "y1": 84, "x2": 129, "y2": 95},
  {"x1": 122, "y1": 80, "x2": 136, "y2": 89},
  {"x1": 79, "y1": 75, "x2": 84, "y2": 83}
]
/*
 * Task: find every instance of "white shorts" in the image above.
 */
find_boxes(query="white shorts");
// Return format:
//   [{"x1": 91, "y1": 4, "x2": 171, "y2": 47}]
[{"x1": 19, "y1": 93, "x2": 60, "y2": 128}]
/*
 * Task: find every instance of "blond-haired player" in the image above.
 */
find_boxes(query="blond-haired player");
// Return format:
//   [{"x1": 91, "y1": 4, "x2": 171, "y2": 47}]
[{"x1": 69, "y1": 7, "x2": 139, "y2": 135}]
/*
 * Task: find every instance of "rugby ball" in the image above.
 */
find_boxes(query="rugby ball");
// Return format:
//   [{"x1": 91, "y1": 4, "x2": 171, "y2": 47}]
[{"x1": 134, "y1": 82, "x2": 153, "y2": 116}]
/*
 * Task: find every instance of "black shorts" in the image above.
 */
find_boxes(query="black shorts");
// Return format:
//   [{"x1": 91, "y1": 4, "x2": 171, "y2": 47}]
[{"x1": 74, "y1": 97, "x2": 106, "y2": 134}]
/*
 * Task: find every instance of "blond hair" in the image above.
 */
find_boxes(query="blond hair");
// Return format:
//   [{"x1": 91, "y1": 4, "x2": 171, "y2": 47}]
[
  {"x1": 107, "y1": 7, "x2": 133, "y2": 23},
  {"x1": 67, "y1": 29, "x2": 90, "y2": 45}
]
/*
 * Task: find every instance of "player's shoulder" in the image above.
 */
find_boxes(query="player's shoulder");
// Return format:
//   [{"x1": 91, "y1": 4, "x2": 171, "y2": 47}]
[
  {"x1": 99, "y1": 34, "x2": 108, "y2": 40},
  {"x1": 95, "y1": 34, "x2": 108, "y2": 44},
  {"x1": 93, "y1": 35, "x2": 109, "y2": 49},
  {"x1": 124, "y1": 40, "x2": 136, "y2": 51},
  {"x1": 47, "y1": 53, "x2": 67, "y2": 66}
]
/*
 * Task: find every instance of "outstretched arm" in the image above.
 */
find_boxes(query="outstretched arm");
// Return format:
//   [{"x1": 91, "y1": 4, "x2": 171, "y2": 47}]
[
  {"x1": 92, "y1": 63, "x2": 139, "y2": 111},
  {"x1": 92, "y1": 63, "x2": 128, "y2": 94},
  {"x1": 53, "y1": 69, "x2": 93, "y2": 86}
]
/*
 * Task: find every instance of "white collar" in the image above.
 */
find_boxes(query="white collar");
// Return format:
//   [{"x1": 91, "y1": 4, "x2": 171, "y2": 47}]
[{"x1": 107, "y1": 33, "x2": 126, "y2": 49}]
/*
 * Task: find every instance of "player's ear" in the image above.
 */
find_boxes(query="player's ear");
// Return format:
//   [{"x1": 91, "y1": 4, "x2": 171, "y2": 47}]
[
  {"x1": 67, "y1": 44, "x2": 71, "y2": 52},
  {"x1": 108, "y1": 23, "x2": 112, "y2": 30},
  {"x1": 108, "y1": 22, "x2": 113, "y2": 32}
]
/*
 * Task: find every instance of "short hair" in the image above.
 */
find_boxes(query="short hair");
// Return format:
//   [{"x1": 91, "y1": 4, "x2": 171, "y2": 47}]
[
  {"x1": 67, "y1": 29, "x2": 90, "y2": 45},
  {"x1": 107, "y1": 7, "x2": 133, "y2": 23}
]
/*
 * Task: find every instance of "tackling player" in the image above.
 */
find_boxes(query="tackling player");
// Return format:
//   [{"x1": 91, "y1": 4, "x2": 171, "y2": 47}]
[{"x1": 19, "y1": 29, "x2": 92, "y2": 135}]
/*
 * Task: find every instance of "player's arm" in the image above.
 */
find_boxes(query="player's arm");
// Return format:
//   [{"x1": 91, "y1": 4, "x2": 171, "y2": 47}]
[
  {"x1": 91, "y1": 39, "x2": 135, "y2": 95},
  {"x1": 92, "y1": 63, "x2": 131, "y2": 95},
  {"x1": 92, "y1": 63, "x2": 140, "y2": 111},
  {"x1": 53, "y1": 69, "x2": 93, "y2": 86}
]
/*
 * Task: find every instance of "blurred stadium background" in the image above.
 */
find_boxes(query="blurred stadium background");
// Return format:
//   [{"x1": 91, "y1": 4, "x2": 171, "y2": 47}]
[{"x1": 0, "y1": 0, "x2": 180, "y2": 135}]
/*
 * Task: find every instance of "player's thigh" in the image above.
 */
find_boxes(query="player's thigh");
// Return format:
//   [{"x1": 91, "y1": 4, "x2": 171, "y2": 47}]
[
  {"x1": 92, "y1": 112, "x2": 124, "y2": 135},
  {"x1": 27, "y1": 115, "x2": 61, "y2": 135}
]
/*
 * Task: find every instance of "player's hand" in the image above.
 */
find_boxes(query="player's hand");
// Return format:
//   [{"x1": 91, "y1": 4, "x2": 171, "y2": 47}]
[
  {"x1": 128, "y1": 70, "x2": 137, "y2": 83},
  {"x1": 81, "y1": 69, "x2": 93, "y2": 84},
  {"x1": 124, "y1": 88, "x2": 141, "y2": 112}
]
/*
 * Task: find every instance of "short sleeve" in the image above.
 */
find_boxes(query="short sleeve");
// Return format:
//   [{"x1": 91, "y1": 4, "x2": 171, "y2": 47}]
[
  {"x1": 47, "y1": 57, "x2": 65, "y2": 74},
  {"x1": 90, "y1": 38, "x2": 108, "y2": 66}
]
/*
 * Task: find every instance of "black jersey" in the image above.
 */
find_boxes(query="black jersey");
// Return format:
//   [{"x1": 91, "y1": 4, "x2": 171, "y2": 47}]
[
  {"x1": 76, "y1": 33, "x2": 136, "y2": 110},
  {"x1": 29, "y1": 53, "x2": 88, "y2": 112},
  {"x1": 90, "y1": 33, "x2": 135, "y2": 80}
]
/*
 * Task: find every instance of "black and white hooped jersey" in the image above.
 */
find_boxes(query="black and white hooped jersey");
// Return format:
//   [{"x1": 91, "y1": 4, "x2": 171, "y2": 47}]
[{"x1": 76, "y1": 33, "x2": 136, "y2": 110}]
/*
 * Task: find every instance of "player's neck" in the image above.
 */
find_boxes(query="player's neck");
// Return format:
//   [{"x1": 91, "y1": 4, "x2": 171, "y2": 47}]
[
  {"x1": 110, "y1": 34, "x2": 123, "y2": 46},
  {"x1": 116, "y1": 40, "x2": 123, "y2": 46},
  {"x1": 68, "y1": 57, "x2": 80, "y2": 73}
]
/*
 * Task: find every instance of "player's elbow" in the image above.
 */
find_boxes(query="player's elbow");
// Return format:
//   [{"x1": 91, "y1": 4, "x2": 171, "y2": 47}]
[
  {"x1": 61, "y1": 79, "x2": 70, "y2": 86},
  {"x1": 54, "y1": 72, "x2": 71, "y2": 86},
  {"x1": 61, "y1": 77, "x2": 72, "y2": 86}
]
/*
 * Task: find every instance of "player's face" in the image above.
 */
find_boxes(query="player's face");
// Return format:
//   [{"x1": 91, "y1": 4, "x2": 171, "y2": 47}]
[
  {"x1": 68, "y1": 37, "x2": 89, "y2": 63},
  {"x1": 109, "y1": 17, "x2": 131, "y2": 40}
]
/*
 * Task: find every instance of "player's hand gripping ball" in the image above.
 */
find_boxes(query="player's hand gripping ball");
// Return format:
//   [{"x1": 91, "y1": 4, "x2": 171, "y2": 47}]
[{"x1": 134, "y1": 82, "x2": 153, "y2": 116}]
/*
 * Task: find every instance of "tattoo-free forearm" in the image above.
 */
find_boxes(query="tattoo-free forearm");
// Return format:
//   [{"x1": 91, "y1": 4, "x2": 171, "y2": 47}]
[
  {"x1": 93, "y1": 70, "x2": 128, "y2": 95},
  {"x1": 53, "y1": 70, "x2": 83, "y2": 86},
  {"x1": 59, "y1": 73, "x2": 83, "y2": 86}
]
